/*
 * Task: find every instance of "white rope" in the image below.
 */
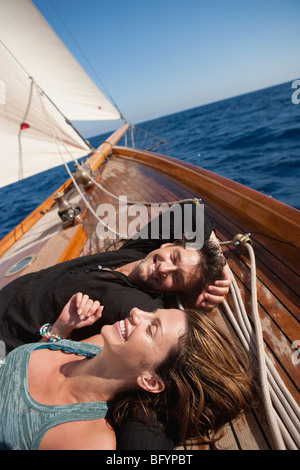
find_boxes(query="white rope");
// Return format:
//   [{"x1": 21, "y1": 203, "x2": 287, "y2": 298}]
[
  {"x1": 222, "y1": 239, "x2": 300, "y2": 450},
  {"x1": 246, "y1": 243, "x2": 290, "y2": 449},
  {"x1": 91, "y1": 176, "x2": 196, "y2": 206},
  {"x1": 30, "y1": 86, "x2": 197, "y2": 211},
  {"x1": 74, "y1": 157, "x2": 197, "y2": 207}
]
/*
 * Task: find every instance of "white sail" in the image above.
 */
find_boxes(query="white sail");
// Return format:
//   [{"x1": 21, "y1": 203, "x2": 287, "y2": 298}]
[
  {"x1": 0, "y1": 0, "x2": 121, "y2": 188},
  {"x1": 0, "y1": 41, "x2": 91, "y2": 187}
]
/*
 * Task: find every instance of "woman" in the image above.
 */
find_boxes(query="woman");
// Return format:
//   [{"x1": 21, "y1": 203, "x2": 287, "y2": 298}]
[{"x1": 0, "y1": 293, "x2": 254, "y2": 450}]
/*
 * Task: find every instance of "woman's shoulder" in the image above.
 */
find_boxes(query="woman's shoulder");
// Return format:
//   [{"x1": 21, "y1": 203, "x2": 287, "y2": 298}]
[
  {"x1": 56, "y1": 338, "x2": 103, "y2": 354},
  {"x1": 85, "y1": 418, "x2": 116, "y2": 450},
  {"x1": 40, "y1": 417, "x2": 116, "y2": 450}
]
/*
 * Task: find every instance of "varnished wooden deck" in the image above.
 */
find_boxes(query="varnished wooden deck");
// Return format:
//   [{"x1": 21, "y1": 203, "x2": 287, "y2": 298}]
[{"x1": 0, "y1": 138, "x2": 299, "y2": 449}]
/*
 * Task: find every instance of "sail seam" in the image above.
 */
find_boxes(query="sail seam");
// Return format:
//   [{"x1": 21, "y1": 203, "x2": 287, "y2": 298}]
[{"x1": 18, "y1": 78, "x2": 34, "y2": 181}]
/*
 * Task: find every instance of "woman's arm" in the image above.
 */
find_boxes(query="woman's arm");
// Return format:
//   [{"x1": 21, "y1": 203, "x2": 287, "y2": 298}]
[{"x1": 39, "y1": 293, "x2": 103, "y2": 343}]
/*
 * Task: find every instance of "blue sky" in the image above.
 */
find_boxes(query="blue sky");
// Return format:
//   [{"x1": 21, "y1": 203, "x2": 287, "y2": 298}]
[{"x1": 32, "y1": 0, "x2": 300, "y2": 137}]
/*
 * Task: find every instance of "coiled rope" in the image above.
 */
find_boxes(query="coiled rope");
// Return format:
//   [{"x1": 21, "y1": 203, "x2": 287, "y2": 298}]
[{"x1": 221, "y1": 238, "x2": 299, "y2": 450}]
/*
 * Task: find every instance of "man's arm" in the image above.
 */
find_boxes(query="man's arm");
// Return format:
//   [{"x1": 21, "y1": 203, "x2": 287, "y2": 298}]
[{"x1": 196, "y1": 231, "x2": 231, "y2": 310}]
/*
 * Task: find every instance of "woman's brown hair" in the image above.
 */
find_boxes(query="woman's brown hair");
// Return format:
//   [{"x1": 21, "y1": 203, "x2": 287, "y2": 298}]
[{"x1": 112, "y1": 309, "x2": 254, "y2": 448}]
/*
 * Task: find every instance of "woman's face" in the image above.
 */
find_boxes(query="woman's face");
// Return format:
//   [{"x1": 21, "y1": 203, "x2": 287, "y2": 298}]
[{"x1": 101, "y1": 308, "x2": 187, "y2": 391}]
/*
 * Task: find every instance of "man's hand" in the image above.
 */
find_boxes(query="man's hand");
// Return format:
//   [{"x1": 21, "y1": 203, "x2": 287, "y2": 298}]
[
  {"x1": 196, "y1": 264, "x2": 232, "y2": 310},
  {"x1": 51, "y1": 293, "x2": 103, "y2": 339}
]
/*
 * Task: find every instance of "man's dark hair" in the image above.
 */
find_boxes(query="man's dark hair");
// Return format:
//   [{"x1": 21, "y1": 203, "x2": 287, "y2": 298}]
[{"x1": 174, "y1": 237, "x2": 226, "y2": 307}]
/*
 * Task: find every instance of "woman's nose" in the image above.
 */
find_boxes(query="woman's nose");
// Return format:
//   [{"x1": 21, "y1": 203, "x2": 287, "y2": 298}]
[{"x1": 130, "y1": 307, "x2": 147, "y2": 324}]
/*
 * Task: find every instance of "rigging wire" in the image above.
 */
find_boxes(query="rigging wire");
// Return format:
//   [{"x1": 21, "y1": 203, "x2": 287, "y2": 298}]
[
  {"x1": 47, "y1": 0, "x2": 126, "y2": 122},
  {"x1": 32, "y1": 78, "x2": 124, "y2": 238},
  {"x1": 29, "y1": 75, "x2": 194, "y2": 240}
]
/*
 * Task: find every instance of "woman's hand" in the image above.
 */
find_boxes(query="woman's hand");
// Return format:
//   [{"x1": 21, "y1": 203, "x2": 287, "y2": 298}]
[
  {"x1": 196, "y1": 264, "x2": 232, "y2": 310},
  {"x1": 51, "y1": 293, "x2": 103, "y2": 339}
]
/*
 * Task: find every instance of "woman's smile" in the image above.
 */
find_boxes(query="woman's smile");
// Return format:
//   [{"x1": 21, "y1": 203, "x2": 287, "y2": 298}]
[{"x1": 115, "y1": 319, "x2": 128, "y2": 341}]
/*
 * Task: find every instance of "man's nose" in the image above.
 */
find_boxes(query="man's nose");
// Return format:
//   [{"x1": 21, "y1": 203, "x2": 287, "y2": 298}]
[{"x1": 158, "y1": 262, "x2": 176, "y2": 277}]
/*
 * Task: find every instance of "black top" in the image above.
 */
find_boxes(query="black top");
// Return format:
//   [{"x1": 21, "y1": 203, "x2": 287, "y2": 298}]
[{"x1": 0, "y1": 248, "x2": 165, "y2": 351}]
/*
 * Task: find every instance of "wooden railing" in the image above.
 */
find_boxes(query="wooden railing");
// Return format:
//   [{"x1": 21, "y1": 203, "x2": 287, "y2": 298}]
[{"x1": 113, "y1": 145, "x2": 300, "y2": 249}]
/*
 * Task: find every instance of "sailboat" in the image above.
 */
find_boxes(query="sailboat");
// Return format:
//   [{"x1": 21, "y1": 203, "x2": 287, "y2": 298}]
[{"x1": 0, "y1": 0, "x2": 299, "y2": 451}]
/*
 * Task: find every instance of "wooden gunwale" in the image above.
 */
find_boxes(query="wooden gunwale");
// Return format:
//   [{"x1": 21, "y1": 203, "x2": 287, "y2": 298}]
[
  {"x1": 0, "y1": 179, "x2": 72, "y2": 259},
  {"x1": 112, "y1": 146, "x2": 300, "y2": 250},
  {"x1": 0, "y1": 124, "x2": 129, "y2": 259}
]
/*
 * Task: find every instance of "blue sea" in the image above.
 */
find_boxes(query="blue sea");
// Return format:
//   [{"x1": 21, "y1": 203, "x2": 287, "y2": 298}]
[{"x1": 0, "y1": 81, "x2": 299, "y2": 241}]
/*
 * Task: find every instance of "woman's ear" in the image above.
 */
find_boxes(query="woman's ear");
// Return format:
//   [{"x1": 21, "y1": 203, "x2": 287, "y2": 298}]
[{"x1": 137, "y1": 373, "x2": 165, "y2": 394}]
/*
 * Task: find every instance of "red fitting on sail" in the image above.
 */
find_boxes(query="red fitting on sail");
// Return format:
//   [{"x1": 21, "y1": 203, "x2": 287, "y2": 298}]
[{"x1": 20, "y1": 122, "x2": 30, "y2": 130}]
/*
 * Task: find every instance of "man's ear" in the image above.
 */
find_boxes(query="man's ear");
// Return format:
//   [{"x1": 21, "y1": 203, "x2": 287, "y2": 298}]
[{"x1": 137, "y1": 373, "x2": 165, "y2": 394}]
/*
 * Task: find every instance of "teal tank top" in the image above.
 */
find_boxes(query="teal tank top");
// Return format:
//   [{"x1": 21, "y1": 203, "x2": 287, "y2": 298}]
[{"x1": 0, "y1": 340, "x2": 110, "y2": 450}]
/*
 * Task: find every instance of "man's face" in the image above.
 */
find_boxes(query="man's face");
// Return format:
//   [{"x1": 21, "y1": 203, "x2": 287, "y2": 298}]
[{"x1": 132, "y1": 243, "x2": 201, "y2": 293}]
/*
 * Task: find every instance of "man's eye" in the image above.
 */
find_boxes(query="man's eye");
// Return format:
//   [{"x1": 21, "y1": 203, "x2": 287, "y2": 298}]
[{"x1": 147, "y1": 323, "x2": 153, "y2": 337}]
